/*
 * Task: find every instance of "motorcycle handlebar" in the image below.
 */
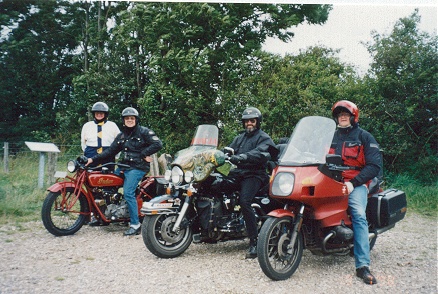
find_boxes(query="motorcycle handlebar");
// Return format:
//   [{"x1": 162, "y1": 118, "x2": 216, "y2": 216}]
[
  {"x1": 327, "y1": 163, "x2": 359, "y2": 171},
  {"x1": 76, "y1": 157, "x2": 130, "y2": 171}
]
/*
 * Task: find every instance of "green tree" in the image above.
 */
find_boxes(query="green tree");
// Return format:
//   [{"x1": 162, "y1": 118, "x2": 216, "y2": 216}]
[
  {"x1": 227, "y1": 47, "x2": 358, "y2": 143},
  {"x1": 0, "y1": 0, "x2": 82, "y2": 144},
  {"x1": 362, "y1": 10, "x2": 437, "y2": 182},
  {"x1": 112, "y1": 3, "x2": 332, "y2": 153}
]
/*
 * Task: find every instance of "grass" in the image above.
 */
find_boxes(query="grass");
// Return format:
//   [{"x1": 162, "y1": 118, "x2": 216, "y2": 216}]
[
  {"x1": 0, "y1": 153, "x2": 436, "y2": 225},
  {"x1": 384, "y1": 173, "x2": 437, "y2": 218},
  {"x1": 0, "y1": 153, "x2": 61, "y2": 225}
]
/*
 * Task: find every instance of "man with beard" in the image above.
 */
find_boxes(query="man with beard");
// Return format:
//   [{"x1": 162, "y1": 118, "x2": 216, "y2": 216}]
[
  {"x1": 221, "y1": 107, "x2": 276, "y2": 258},
  {"x1": 86, "y1": 107, "x2": 162, "y2": 236}
]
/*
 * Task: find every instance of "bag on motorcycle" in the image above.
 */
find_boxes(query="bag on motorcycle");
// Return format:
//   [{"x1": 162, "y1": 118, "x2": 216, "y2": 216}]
[
  {"x1": 197, "y1": 197, "x2": 222, "y2": 230},
  {"x1": 367, "y1": 188, "x2": 407, "y2": 228}
]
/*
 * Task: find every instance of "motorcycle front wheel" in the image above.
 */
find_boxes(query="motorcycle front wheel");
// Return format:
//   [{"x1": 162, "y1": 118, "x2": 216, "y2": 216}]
[
  {"x1": 257, "y1": 217, "x2": 304, "y2": 281},
  {"x1": 41, "y1": 187, "x2": 89, "y2": 236},
  {"x1": 142, "y1": 214, "x2": 193, "y2": 258}
]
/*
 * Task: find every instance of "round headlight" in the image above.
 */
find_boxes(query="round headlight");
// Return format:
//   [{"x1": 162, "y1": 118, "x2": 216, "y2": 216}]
[
  {"x1": 184, "y1": 170, "x2": 194, "y2": 183},
  {"x1": 271, "y1": 172, "x2": 295, "y2": 196},
  {"x1": 164, "y1": 170, "x2": 171, "y2": 181},
  {"x1": 171, "y1": 166, "x2": 184, "y2": 185},
  {"x1": 67, "y1": 160, "x2": 77, "y2": 173}
]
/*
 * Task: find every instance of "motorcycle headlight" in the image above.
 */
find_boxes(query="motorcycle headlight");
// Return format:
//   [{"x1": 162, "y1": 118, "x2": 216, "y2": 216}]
[
  {"x1": 171, "y1": 166, "x2": 184, "y2": 185},
  {"x1": 164, "y1": 169, "x2": 171, "y2": 181},
  {"x1": 184, "y1": 170, "x2": 194, "y2": 184},
  {"x1": 271, "y1": 172, "x2": 295, "y2": 196},
  {"x1": 67, "y1": 160, "x2": 78, "y2": 173}
]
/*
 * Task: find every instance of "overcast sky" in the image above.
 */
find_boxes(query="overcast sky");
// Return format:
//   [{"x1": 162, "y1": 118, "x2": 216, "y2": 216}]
[{"x1": 262, "y1": 2, "x2": 437, "y2": 75}]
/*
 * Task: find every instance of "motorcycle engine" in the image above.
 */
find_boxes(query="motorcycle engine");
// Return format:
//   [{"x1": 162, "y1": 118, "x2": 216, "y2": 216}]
[{"x1": 105, "y1": 199, "x2": 130, "y2": 220}]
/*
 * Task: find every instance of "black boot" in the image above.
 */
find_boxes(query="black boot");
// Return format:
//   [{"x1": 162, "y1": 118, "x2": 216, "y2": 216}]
[
  {"x1": 356, "y1": 267, "x2": 377, "y2": 285},
  {"x1": 245, "y1": 238, "x2": 257, "y2": 259}
]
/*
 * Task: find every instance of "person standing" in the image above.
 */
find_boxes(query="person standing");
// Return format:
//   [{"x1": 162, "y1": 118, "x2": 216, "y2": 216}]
[
  {"x1": 86, "y1": 107, "x2": 163, "y2": 236},
  {"x1": 221, "y1": 107, "x2": 276, "y2": 258},
  {"x1": 329, "y1": 100, "x2": 381, "y2": 285},
  {"x1": 81, "y1": 102, "x2": 120, "y2": 165}
]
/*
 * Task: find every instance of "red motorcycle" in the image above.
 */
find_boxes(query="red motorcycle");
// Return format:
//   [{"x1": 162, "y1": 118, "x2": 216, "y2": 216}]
[
  {"x1": 257, "y1": 116, "x2": 407, "y2": 280},
  {"x1": 42, "y1": 156, "x2": 167, "y2": 236}
]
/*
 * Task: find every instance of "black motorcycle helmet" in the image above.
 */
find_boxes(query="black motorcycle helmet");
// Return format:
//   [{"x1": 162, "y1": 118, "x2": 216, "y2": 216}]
[
  {"x1": 91, "y1": 101, "x2": 109, "y2": 122},
  {"x1": 241, "y1": 107, "x2": 262, "y2": 129},
  {"x1": 121, "y1": 107, "x2": 139, "y2": 127}
]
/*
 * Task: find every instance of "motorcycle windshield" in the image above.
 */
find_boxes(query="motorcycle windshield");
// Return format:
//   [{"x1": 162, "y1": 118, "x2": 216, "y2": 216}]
[
  {"x1": 190, "y1": 124, "x2": 219, "y2": 147},
  {"x1": 279, "y1": 116, "x2": 336, "y2": 166},
  {"x1": 172, "y1": 125, "x2": 224, "y2": 182}
]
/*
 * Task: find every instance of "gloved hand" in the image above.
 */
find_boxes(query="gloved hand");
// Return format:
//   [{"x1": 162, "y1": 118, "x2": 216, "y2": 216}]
[
  {"x1": 222, "y1": 147, "x2": 234, "y2": 156},
  {"x1": 345, "y1": 181, "x2": 354, "y2": 194},
  {"x1": 230, "y1": 154, "x2": 247, "y2": 164}
]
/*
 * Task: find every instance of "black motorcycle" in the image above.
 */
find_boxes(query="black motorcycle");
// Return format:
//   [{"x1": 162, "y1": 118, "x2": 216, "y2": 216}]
[{"x1": 140, "y1": 124, "x2": 281, "y2": 258}]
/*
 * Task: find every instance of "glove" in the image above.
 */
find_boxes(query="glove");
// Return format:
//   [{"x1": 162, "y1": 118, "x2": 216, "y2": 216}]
[
  {"x1": 222, "y1": 147, "x2": 234, "y2": 156},
  {"x1": 230, "y1": 154, "x2": 247, "y2": 164},
  {"x1": 345, "y1": 181, "x2": 354, "y2": 194}
]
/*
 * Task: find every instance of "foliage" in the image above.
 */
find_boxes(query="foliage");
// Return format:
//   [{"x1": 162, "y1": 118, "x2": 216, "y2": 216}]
[
  {"x1": 0, "y1": 2, "x2": 436, "y2": 185},
  {"x1": 230, "y1": 47, "x2": 358, "y2": 143},
  {"x1": 111, "y1": 3, "x2": 332, "y2": 153},
  {"x1": 0, "y1": 0, "x2": 83, "y2": 142},
  {"x1": 362, "y1": 10, "x2": 437, "y2": 183}
]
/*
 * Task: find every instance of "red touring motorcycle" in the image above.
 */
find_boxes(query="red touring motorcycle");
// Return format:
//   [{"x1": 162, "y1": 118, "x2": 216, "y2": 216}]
[
  {"x1": 257, "y1": 116, "x2": 407, "y2": 281},
  {"x1": 42, "y1": 157, "x2": 166, "y2": 236}
]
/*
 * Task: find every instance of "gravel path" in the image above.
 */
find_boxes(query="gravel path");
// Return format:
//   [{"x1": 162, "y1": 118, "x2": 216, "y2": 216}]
[{"x1": 0, "y1": 211, "x2": 436, "y2": 294}]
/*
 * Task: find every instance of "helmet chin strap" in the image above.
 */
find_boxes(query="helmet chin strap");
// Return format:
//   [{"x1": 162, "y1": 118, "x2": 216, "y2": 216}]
[{"x1": 337, "y1": 124, "x2": 352, "y2": 129}]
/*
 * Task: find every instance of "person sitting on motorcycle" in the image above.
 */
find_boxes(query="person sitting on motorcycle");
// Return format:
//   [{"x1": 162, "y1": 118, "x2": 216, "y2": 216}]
[
  {"x1": 81, "y1": 101, "x2": 120, "y2": 166},
  {"x1": 329, "y1": 100, "x2": 381, "y2": 285},
  {"x1": 86, "y1": 107, "x2": 163, "y2": 236},
  {"x1": 220, "y1": 107, "x2": 276, "y2": 259}
]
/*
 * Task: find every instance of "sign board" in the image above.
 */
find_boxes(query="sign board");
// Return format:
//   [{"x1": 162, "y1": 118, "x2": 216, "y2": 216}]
[
  {"x1": 25, "y1": 142, "x2": 60, "y2": 153},
  {"x1": 25, "y1": 141, "x2": 61, "y2": 188}
]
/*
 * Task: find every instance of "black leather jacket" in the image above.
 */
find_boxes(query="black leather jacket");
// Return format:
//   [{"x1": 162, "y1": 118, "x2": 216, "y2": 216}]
[
  {"x1": 228, "y1": 128, "x2": 275, "y2": 174},
  {"x1": 93, "y1": 124, "x2": 163, "y2": 172}
]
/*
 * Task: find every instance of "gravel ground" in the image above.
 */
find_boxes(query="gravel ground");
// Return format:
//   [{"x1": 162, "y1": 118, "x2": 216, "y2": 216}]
[{"x1": 0, "y1": 211, "x2": 436, "y2": 294}]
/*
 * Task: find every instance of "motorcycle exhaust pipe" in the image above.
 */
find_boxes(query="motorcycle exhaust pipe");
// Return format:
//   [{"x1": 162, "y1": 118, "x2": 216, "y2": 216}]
[
  {"x1": 368, "y1": 223, "x2": 395, "y2": 239},
  {"x1": 322, "y1": 223, "x2": 396, "y2": 255}
]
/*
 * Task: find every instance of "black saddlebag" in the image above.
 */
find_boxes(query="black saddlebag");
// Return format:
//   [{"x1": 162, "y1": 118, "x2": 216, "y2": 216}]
[{"x1": 367, "y1": 188, "x2": 407, "y2": 228}]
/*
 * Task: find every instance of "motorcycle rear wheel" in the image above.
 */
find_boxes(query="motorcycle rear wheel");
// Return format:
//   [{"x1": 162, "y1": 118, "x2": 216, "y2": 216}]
[
  {"x1": 142, "y1": 214, "x2": 193, "y2": 258},
  {"x1": 41, "y1": 188, "x2": 89, "y2": 236},
  {"x1": 257, "y1": 217, "x2": 304, "y2": 281}
]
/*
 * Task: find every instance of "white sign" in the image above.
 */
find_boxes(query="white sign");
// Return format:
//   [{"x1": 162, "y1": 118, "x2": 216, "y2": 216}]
[{"x1": 25, "y1": 142, "x2": 60, "y2": 153}]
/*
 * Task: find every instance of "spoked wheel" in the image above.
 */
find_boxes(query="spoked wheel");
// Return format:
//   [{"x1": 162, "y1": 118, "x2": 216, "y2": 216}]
[
  {"x1": 41, "y1": 187, "x2": 89, "y2": 236},
  {"x1": 142, "y1": 214, "x2": 193, "y2": 258},
  {"x1": 257, "y1": 217, "x2": 304, "y2": 281}
]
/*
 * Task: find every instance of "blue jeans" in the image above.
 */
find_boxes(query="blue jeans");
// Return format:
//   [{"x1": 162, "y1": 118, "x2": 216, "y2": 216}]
[
  {"x1": 115, "y1": 168, "x2": 146, "y2": 226},
  {"x1": 348, "y1": 185, "x2": 370, "y2": 269}
]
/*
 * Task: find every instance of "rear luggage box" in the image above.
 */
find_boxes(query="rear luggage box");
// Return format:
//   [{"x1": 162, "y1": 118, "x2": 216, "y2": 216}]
[{"x1": 367, "y1": 189, "x2": 407, "y2": 228}]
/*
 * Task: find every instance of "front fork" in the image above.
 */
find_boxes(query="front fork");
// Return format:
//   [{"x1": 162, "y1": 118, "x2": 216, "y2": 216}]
[
  {"x1": 171, "y1": 196, "x2": 191, "y2": 232},
  {"x1": 288, "y1": 204, "x2": 304, "y2": 253}
]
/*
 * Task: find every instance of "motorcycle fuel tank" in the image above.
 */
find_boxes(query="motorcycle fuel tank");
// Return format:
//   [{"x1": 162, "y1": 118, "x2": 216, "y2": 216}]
[{"x1": 87, "y1": 173, "x2": 124, "y2": 187}]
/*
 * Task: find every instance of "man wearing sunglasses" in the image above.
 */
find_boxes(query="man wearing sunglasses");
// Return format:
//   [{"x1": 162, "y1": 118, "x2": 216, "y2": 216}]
[{"x1": 221, "y1": 107, "x2": 276, "y2": 258}]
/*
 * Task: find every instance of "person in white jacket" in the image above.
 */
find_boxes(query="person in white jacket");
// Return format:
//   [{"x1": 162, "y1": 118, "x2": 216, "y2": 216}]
[{"x1": 81, "y1": 101, "x2": 120, "y2": 166}]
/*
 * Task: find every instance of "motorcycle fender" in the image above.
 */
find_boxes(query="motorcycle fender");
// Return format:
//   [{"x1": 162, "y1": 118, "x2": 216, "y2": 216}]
[
  {"x1": 47, "y1": 182, "x2": 87, "y2": 196},
  {"x1": 267, "y1": 209, "x2": 295, "y2": 218},
  {"x1": 141, "y1": 194, "x2": 179, "y2": 215}
]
